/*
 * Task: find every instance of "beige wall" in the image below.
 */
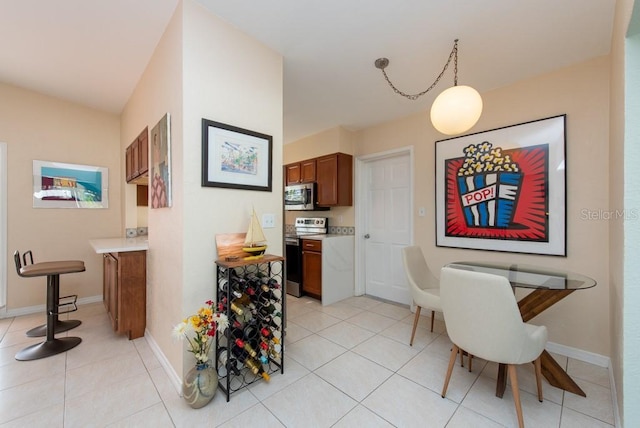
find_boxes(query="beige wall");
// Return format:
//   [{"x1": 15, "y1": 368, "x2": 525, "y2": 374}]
[
  {"x1": 122, "y1": 0, "x2": 283, "y2": 377},
  {"x1": 0, "y1": 83, "x2": 121, "y2": 311},
  {"x1": 121, "y1": 1, "x2": 184, "y2": 377},
  {"x1": 351, "y1": 56, "x2": 611, "y2": 355},
  {"x1": 180, "y1": 0, "x2": 283, "y2": 375}
]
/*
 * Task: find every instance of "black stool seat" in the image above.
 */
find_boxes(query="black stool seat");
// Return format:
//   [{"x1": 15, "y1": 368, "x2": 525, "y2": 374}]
[{"x1": 14, "y1": 251, "x2": 85, "y2": 361}]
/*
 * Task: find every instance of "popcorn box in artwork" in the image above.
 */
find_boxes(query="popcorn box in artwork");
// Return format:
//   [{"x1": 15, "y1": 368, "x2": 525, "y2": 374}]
[{"x1": 457, "y1": 172, "x2": 523, "y2": 228}]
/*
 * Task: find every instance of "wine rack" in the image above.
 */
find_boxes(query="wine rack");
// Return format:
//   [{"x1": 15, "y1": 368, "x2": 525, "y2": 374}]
[{"x1": 214, "y1": 255, "x2": 285, "y2": 402}]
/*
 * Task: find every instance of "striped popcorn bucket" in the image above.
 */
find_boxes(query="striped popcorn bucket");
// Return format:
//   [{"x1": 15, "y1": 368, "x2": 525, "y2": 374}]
[{"x1": 457, "y1": 172, "x2": 522, "y2": 227}]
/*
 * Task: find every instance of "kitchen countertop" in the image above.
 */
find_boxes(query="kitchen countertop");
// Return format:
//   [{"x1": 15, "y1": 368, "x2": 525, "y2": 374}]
[{"x1": 89, "y1": 236, "x2": 149, "y2": 254}]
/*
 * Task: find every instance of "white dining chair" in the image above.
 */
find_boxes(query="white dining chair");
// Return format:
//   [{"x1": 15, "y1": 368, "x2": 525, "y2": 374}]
[
  {"x1": 439, "y1": 266, "x2": 548, "y2": 428},
  {"x1": 401, "y1": 246, "x2": 442, "y2": 345}
]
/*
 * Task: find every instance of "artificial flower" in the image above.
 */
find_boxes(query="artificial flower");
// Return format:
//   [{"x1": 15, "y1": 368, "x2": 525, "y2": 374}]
[{"x1": 173, "y1": 299, "x2": 229, "y2": 365}]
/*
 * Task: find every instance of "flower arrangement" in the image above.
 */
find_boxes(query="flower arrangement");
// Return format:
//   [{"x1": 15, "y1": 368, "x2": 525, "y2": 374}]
[{"x1": 173, "y1": 300, "x2": 229, "y2": 365}]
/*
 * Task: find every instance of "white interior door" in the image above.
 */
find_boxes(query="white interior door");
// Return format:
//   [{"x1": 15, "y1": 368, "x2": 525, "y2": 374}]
[{"x1": 361, "y1": 150, "x2": 412, "y2": 305}]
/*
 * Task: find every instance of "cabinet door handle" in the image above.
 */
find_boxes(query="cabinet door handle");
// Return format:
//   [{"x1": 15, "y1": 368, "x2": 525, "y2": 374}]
[{"x1": 364, "y1": 234, "x2": 370, "y2": 239}]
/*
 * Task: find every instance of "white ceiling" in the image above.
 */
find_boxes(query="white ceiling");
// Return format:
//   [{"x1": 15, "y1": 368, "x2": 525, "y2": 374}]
[{"x1": 0, "y1": 0, "x2": 615, "y2": 143}]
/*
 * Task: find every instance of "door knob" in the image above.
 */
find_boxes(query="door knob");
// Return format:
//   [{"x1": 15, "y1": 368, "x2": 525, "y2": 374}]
[{"x1": 364, "y1": 234, "x2": 370, "y2": 239}]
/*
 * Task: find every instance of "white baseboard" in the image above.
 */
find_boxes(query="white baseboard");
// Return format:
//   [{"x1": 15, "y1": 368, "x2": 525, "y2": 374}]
[
  {"x1": 144, "y1": 329, "x2": 182, "y2": 396},
  {"x1": 545, "y1": 341, "x2": 610, "y2": 368},
  {"x1": 0, "y1": 294, "x2": 103, "y2": 318}
]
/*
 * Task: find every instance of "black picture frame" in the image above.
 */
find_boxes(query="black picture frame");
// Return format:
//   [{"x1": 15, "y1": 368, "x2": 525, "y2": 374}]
[{"x1": 202, "y1": 119, "x2": 273, "y2": 192}]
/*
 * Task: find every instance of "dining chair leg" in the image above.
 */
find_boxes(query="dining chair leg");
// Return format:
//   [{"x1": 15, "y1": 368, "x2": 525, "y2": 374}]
[
  {"x1": 468, "y1": 354, "x2": 473, "y2": 372},
  {"x1": 430, "y1": 310, "x2": 435, "y2": 332},
  {"x1": 508, "y1": 364, "x2": 525, "y2": 428},
  {"x1": 410, "y1": 306, "x2": 421, "y2": 346},
  {"x1": 534, "y1": 356, "x2": 543, "y2": 402},
  {"x1": 442, "y1": 344, "x2": 459, "y2": 398},
  {"x1": 459, "y1": 347, "x2": 464, "y2": 367}
]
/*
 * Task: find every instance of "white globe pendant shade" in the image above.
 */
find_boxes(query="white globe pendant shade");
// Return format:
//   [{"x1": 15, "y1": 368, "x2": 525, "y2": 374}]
[{"x1": 430, "y1": 85, "x2": 483, "y2": 135}]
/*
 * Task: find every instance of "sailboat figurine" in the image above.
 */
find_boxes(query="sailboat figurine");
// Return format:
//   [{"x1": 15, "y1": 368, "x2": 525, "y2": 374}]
[{"x1": 242, "y1": 208, "x2": 268, "y2": 260}]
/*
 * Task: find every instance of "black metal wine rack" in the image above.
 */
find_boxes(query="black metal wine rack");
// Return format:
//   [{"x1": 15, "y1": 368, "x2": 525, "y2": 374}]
[{"x1": 214, "y1": 255, "x2": 285, "y2": 402}]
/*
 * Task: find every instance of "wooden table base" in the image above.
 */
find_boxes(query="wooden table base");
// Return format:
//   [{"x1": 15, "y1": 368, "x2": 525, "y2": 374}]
[
  {"x1": 496, "y1": 350, "x2": 586, "y2": 397},
  {"x1": 495, "y1": 287, "x2": 586, "y2": 398}
]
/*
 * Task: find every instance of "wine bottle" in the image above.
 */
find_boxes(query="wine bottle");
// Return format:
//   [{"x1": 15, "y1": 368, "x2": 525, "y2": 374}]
[
  {"x1": 261, "y1": 325, "x2": 282, "y2": 339},
  {"x1": 257, "y1": 313, "x2": 282, "y2": 329},
  {"x1": 216, "y1": 346, "x2": 241, "y2": 377},
  {"x1": 232, "y1": 347, "x2": 270, "y2": 381},
  {"x1": 259, "y1": 284, "x2": 282, "y2": 300},
  {"x1": 235, "y1": 338, "x2": 258, "y2": 358}
]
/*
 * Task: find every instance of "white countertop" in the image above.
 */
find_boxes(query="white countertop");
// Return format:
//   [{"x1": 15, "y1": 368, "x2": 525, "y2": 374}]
[{"x1": 89, "y1": 236, "x2": 149, "y2": 254}]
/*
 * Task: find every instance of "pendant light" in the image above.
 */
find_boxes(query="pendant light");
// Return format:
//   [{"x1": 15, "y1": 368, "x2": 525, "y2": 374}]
[{"x1": 374, "y1": 39, "x2": 483, "y2": 135}]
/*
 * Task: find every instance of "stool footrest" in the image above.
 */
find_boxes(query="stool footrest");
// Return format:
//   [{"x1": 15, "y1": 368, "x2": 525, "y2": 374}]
[{"x1": 53, "y1": 294, "x2": 78, "y2": 315}]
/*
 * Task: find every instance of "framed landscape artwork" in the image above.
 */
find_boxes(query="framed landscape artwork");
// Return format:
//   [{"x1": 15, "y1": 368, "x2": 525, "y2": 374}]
[
  {"x1": 33, "y1": 160, "x2": 108, "y2": 209},
  {"x1": 201, "y1": 119, "x2": 273, "y2": 192},
  {"x1": 435, "y1": 115, "x2": 567, "y2": 256}
]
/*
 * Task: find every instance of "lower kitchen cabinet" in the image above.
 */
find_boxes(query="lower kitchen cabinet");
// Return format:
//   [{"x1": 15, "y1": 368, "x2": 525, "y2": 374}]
[
  {"x1": 302, "y1": 239, "x2": 322, "y2": 299},
  {"x1": 102, "y1": 250, "x2": 146, "y2": 339},
  {"x1": 301, "y1": 236, "x2": 355, "y2": 306}
]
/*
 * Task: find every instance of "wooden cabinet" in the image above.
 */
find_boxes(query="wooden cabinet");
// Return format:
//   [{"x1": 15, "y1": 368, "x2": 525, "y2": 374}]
[
  {"x1": 302, "y1": 239, "x2": 322, "y2": 298},
  {"x1": 316, "y1": 153, "x2": 353, "y2": 206},
  {"x1": 284, "y1": 153, "x2": 352, "y2": 206},
  {"x1": 102, "y1": 250, "x2": 146, "y2": 339},
  {"x1": 285, "y1": 159, "x2": 316, "y2": 185},
  {"x1": 103, "y1": 253, "x2": 118, "y2": 331},
  {"x1": 126, "y1": 127, "x2": 149, "y2": 184}
]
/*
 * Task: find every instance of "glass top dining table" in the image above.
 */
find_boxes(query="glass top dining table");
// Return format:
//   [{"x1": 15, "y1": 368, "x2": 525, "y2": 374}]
[
  {"x1": 444, "y1": 260, "x2": 597, "y2": 398},
  {"x1": 446, "y1": 261, "x2": 597, "y2": 290}
]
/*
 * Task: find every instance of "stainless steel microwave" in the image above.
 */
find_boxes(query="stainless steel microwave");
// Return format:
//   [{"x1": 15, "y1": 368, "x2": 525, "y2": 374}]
[{"x1": 284, "y1": 183, "x2": 322, "y2": 210}]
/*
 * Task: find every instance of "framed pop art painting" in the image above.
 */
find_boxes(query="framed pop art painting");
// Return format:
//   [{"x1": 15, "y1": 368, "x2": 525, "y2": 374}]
[{"x1": 435, "y1": 115, "x2": 566, "y2": 256}]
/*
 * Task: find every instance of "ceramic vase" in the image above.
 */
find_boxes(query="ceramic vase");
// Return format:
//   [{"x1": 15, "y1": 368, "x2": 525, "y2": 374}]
[{"x1": 183, "y1": 362, "x2": 218, "y2": 409}]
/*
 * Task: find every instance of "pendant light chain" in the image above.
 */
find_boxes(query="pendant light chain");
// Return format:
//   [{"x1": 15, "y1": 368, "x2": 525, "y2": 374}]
[{"x1": 377, "y1": 39, "x2": 459, "y2": 101}]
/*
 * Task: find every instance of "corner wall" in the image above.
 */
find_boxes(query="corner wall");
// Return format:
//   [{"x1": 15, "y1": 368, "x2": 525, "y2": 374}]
[
  {"x1": 181, "y1": 0, "x2": 283, "y2": 352},
  {"x1": 355, "y1": 56, "x2": 611, "y2": 356},
  {"x1": 122, "y1": 0, "x2": 284, "y2": 378},
  {"x1": 121, "y1": 2, "x2": 184, "y2": 376}
]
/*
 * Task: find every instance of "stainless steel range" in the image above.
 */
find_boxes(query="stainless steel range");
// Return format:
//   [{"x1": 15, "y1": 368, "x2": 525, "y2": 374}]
[{"x1": 285, "y1": 217, "x2": 328, "y2": 297}]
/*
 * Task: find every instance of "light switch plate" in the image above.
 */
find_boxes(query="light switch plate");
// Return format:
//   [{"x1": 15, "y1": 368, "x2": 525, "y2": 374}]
[
  {"x1": 262, "y1": 213, "x2": 276, "y2": 229},
  {"x1": 418, "y1": 207, "x2": 426, "y2": 217}
]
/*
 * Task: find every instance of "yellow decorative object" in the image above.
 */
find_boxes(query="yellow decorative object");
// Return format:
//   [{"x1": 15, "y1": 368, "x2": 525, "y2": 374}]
[{"x1": 242, "y1": 208, "x2": 268, "y2": 260}]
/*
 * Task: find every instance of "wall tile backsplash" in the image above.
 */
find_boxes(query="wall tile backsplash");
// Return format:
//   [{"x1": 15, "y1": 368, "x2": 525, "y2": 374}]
[
  {"x1": 126, "y1": 227, "x2": 148, "y2": 238},
  {"x1": 328, "y1": 226, "x2": 355, "y2": 235}
]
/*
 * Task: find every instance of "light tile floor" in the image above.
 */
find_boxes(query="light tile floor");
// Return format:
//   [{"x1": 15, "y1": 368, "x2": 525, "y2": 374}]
[{"x1": 0, "y1": 295, "x2": 616, "y2": 427}]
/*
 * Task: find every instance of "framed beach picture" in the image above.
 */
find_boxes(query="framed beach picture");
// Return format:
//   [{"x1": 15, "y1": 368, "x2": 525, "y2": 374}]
[
  {"x1": 435, "y1": 115, "x2": 567, "y2": 256},
  {"x1": 201, "y1": 119, "x2": 273, "y2": 192},
  {"x1": 33, "y1": 160, "x2": 109, "y2": 208}
]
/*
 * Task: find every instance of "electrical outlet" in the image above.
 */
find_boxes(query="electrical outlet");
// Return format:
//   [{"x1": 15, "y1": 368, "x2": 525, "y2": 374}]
[
  {"x1": 418, "y1": 207, "x2": 426, "y2": 217},
  {"x1": 262, "y1": 213, "x2": 276, "y2": 229}
]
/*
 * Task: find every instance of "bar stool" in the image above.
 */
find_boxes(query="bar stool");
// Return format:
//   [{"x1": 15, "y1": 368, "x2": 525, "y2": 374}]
[{"x1": 13, "y1": 250, "x2": 85, "y2": 361}]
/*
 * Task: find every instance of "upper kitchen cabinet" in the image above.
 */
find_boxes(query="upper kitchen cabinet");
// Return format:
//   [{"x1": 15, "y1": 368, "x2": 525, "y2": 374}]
[
  {"x1": 316, "y1": 153, "x2": 352, "y2": 207},
  {"x1": 285, "y1": 159, "x2": 316, "y2": 185},
  {"x1": 126, "y1": 127, "x2": 149, "y2": 184}
]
